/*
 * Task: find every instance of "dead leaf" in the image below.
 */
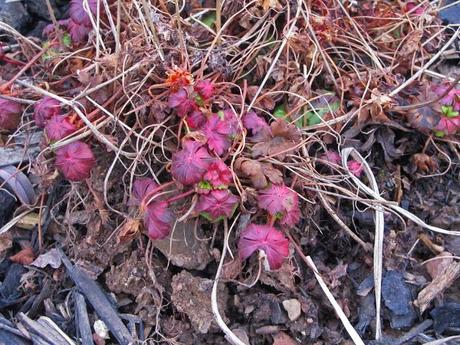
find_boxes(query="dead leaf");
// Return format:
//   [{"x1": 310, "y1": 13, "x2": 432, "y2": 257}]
[
  {"x1": 252, "y1": 119, "x2": 301, "y2": 160},
  {"x1": 10, "y1": 247, "x2": 35, "y2": 265},
  {"x1": 235, "y1": 158, "x2": 283, "y2": 189},
  {"x1": 399, "y1": 30, "x2": 423, "y2": 57},
  {"x1": 0, "y1": 233, "x2": 12, "y2": 260},
  {"x1": 272, "y1": 331, "x2": 298, "y2": 345},
  {"x1": 328, "y1": 262, "x2": 348, "y2": 289},
  {"x1": 415, "y1": 260, "x2": 460, "y2": 313},
  {"x1": 425, "y1": 252, "x2": 454, "y2": 280},
  {"x1": 116, "y1": 218, "x2": 141, "y2": 244},
  {"x1": 410, "y1": 153, "x2": 438, "y2": 174},
  {"x1": 31, "y1": 248, "x2": 62, "y2": 269}
]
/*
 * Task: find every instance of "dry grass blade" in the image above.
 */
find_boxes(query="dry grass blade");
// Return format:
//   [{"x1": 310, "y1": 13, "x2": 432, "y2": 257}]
[
  {"x1": 211, "y1": 216, "x2": 246, "y2": 345},
  {"x1": 341, "y1": 148, "x2": 384, "y2": 340},
  {"x1": 423, "y1": 335, "x2": 460, "y2": 345}
]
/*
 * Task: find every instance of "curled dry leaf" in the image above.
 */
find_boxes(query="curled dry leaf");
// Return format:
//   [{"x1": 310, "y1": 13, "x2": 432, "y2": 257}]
[
  {"x1": 0, "y1": 165, "x2": 36, "y2": 205},
  {"x1": 10, "y1": 247, "x2": 35, "y2": 265},
  {"x1": 425, "y1": 252, "x2": 454, "y2": 280},
  {"x1": 252, "y1": 119, "x2": 301, "y2": 160},
  {"x1": 410, "y1": 153, "x2": 438, "y2": 173},
  {"x1": 235, "y1": 158, "x2": 283, "y2": 189}
]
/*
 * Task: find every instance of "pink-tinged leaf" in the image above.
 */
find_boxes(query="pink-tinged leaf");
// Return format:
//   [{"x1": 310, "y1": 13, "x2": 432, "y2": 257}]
[
  {"x1": 186, "y1": 110, "x2": 206, "y2": 129},
  {"x1": 435, "y1": 116, "x2": 460, "y2": 135},
  {"x1": 321, "y1": 150, "x2": 341, "y2": 165},
  {"x1": 45, "y1": 115, "x2": 77, "y2": 141},
  {"x1": 34, "y1": 97, "x2": 62, "y2": 128},
  {"x1": 258, "y1": 184, "x2": 300, "y2": 226},
  {"x1": 242, "y1": 111, "x2": 271, "y2": 140},
  {"x1": 131, "y1": 178, "x2": 158, "y2": 205},
  {"x1": 69, "y1": 0, "x2": 97, "y2": 26},
  {"x1": 171, "y1": 141, "x2": 212, "y2": 185},
  {"x1": 405, "y1": 2, "x2": 426, "y2": 15},
  {"x1": 168, "y1": 88, "x2": 196, "y2": 117},
  {"x1": 203, "y1": 160, "x2": 233, "y2": 188},
  {"x1": 0, "y1": 99, "x2": 21, "y2": 130},
  {"x1": 196, "y1": 190, "x2": 239, "y2": 221},
  {"x1": 67, "y1": 20, "x2": 92, "y2": 43},
  {"x1": 202, "y1": 114, "x2": 234, "y2": 156},
  {"x1": 347, "y1": 160, "x2": 363, "y2": 177},
  {"x1": 194, "y1": 79, "x2": 215, "y2": 100},
  {"x1": 434, "y1": 84, "x2": 460, "y2": 111},
  {"x1": 221, "y1": 109, "x2": 241, "y2": 136},
  {"x1": 238, "y1": 224, "x2": 289, "y2": 270},
  {"x1": 144, "y1": 201, "x2": 173, "y2": 240},
  {"x1": 55, "y1": 141, "x2": 95, "y2": 181}
]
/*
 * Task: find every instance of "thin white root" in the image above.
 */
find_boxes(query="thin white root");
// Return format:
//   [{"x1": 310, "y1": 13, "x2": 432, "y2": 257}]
[{"x1": 211, "y1": 216, "x2": 247, "y2": 345}]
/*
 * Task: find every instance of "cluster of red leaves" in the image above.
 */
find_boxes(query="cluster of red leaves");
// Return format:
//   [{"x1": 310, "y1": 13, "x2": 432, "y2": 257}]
[
  {"x1": 433, "y1": 83, "x2": 460, "y2": 136},
  {"x1": 0, "y1": 99, "x2": 22, "y2": 130},
  {"x1": 44, "y1": 0, "x2": 97, "y2": 43},
  {"x1": 129, "y1": 76, "x2": 297, "y2": 269}
]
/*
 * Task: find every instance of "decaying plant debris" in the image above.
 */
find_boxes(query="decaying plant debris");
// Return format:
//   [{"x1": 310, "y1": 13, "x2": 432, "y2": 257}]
[{"x1": 1, "y1": 0, "x2": 460, "y2": 344}]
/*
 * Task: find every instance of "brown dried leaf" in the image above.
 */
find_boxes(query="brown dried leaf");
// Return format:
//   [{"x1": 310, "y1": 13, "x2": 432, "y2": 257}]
[
  {"x1": 415, "y1": 260, "x2": 460, "y2": 313},
  {"x1": 399, "y1": 30, "x2": 423, "y2": 57},
  {"x1": 235, "y1": 157, "x2": 267, "y2": 189},
  {"x1": 410, "y1": 153, "x2": 438, "y2": 173},
  {"x1": 10, "y1": 247, "x2": 35, "y2": 265},
  {"x1": 273, "y1": 331, "x2": 298, "y2": 345},
  {"x1": 252, "y1": 119, "x2": 301, "y2": 160},
  {"x1": 117, "y1": 218, "x2": 141, "y2": 244},
  {"x1": 425, "y1": 252, "x2": 454, "y2": 280}
]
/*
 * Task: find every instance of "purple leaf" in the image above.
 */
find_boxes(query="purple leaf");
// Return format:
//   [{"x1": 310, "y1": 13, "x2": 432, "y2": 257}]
[
  {"x1": 69, "y1": 0, "x2": 97, "y2": 26},
  {"x1": 203, "y1": 160, "x2": 233, "y2": 188},
  {"x1": 55, "y1": 141, "x2": 95, "y2": 181},
  {"x1": 144, "y1": 201, "x2": 174, "y2": 240},
  {"x1": 258, "y1": 184, "x2": 300, "y2": 226},
  {"x1": 34, "y1": 97, "x2": 62, "y2": 128},
  {"x1": 194, "y1": 79, "x2": 215, "y2": 100},
  {"x1": 0, "y1": 165, "x2": 36, "y2": 205},
  {"x1": 131, "y1": 178, "x2": 159, "y2": 206},
  {"x1": 67, "y1": 19, "x2": 92, "y2": 43},
  {"x1": 238, "y1": 224, "x2": 289, "y2": 270},
  {"x1": 196, "y1": 189, "x2": 239, "y2": 221},
  {"x1": 242, "y1": 111, "x2": 271, "y2": 140},
  {"x1": 45, "y1": 115, "x2": 77, "y2": 141},
  {"x1": 171, "y1": 141, "x2": 212, "y2": 185},
  {"x1": 186, "y1": 110, "x2": 206, "y2": 129},
  {"x1": 0, "y1": 99, "x2": 21, "y2": 130}
]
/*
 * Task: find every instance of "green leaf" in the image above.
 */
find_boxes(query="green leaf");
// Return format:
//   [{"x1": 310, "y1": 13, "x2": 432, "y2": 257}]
[
  {"x1": 62, "y1": 33, "x2": 72, "y2": 47},
  {"x1": 202, "y1": 12, "x2": 216, "y2": 28},
  {"x1": 434, "y1": 130, "x2": 445, "y2": 137},
  {"x1": 273, "y1": 106, "x2": 287, "y2": 118}
]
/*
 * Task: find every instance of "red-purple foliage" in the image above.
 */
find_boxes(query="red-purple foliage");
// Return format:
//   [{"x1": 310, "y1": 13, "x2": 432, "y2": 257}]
[
  {"x1": 132, "y1": 178, "x2": 159, "y2": 206},
  {"x1": 238, "y1": 224, "x2": 289, "y2": 270},
  {"x1": 434, "y1": 84, "x2": 460, "y2": 112},
  {"x1": 67, "y1": 20, "x2": 92, "y2": 43},
  {"x1": 194, "y1": 79, "x2": 215, "y2": 100},
  {"x1": 171, "y1": 141, "x2": 212, "y2": 185},
  {"x1": 321, "y1": 150, "x2": 341, "y2": 165},
  {"x1": 405, "y1": 2, "x2": 426, "y2": 16},
  {"x1": 144, "y1": 201, "x2": 173, "y2": 239},
  {"x1": 0, "y1": 99, "x2": 21, "y2": 130},
  {"x1": 45, "y1": 115, "x2": 77, "y2": 141},
  {"x1": 168, "y1": 88, "x2": 196, "y2": 117},
  {"x1": 203, "y1": 160, "x2": 233, "y2": 188},
  {"x1": 34, "y1": 97, "x2": 61, "y2": 128},
  {"x1": 347, "y1": 160, "x2": 363, "y2": 177},
  {"x1": 69, "y1": 0, "x2": 97, "y2": 26},
  {"x1": 243, "y1": 111, "x2": 271, "y2": 140},
  {"x1": 196, "y1": 190, "x2": 239, "y2": 221},
  {"x1": 436, "y1": 116, "x2": 460, "y2": 135},
  {"x1": 202, "y1": 111, "x2": 241, "y2": 156},
  {"x1": 258, "y1": 184, "x2": 300, "y2": 226},
  {"x1": 186, "y1": 110, "x2": 206, "y2": 129},
  {"x1": 55, "y1": 141, "x2": 95, "y2": 181}
]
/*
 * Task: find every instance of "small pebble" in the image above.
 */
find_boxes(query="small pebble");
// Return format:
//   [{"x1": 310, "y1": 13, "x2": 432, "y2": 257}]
[{"x1": 282, "y1": 299, "x2": 301, "y2": 321}]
